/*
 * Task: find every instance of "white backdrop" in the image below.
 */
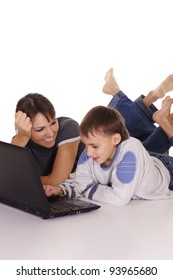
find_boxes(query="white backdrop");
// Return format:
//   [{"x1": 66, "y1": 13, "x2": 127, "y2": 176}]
[{"x1": 0, "y1": 0, "x2": 173, "y2": 142}]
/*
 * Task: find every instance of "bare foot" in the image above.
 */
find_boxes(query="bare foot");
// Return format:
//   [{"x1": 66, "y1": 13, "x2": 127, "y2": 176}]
[
  {"x1": 102, "y1": 68, "x2": 121, "y2": 96},
  {"x1": 153, "y1": 96, "x2": 173, "y2": 137},
  {"x1": 143, "y1": 75, "x2": 173, "y2": 107}
]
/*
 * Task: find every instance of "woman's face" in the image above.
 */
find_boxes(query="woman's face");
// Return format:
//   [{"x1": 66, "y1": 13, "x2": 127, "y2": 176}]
[{"x1": 31, "y1": 113, "x2": 59, "y2": 148}]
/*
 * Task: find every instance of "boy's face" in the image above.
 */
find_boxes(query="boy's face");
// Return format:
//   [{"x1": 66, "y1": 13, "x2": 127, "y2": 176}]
[{"x1": 81, "y1": 132, "x2": 121, "y2": 166}]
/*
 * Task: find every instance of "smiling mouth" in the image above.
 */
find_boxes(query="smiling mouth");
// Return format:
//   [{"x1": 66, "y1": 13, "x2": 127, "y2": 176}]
[
  {"x1": 93, "y1": 157, "x2": 99, "y2": 161},
  {"x1": 44, "y1": 137, "x2": 54, "y2": 143}
]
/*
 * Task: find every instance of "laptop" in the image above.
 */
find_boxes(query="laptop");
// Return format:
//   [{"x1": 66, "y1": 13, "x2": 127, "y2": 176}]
[{"x1": 0, "y1": 141, "x2": 100, "y2": 219}]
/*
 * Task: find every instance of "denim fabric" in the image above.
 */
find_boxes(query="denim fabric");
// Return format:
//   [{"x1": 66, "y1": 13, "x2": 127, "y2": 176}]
[
  {"x1": 108, "y1": 91, "x2": 172, "y2": 153},
  {"x1": 149, "y1": 151, "x2": 173, "y2": 190}
]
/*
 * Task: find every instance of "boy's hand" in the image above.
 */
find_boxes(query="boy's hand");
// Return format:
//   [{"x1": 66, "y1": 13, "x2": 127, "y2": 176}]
[{"x1": 43, "y1": 185, "x2": 64, "y2": 197}]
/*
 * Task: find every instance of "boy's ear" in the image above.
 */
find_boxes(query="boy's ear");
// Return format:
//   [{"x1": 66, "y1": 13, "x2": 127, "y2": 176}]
[{"x1": 113, "y1": 133, "x2": 121, "y2": 145}]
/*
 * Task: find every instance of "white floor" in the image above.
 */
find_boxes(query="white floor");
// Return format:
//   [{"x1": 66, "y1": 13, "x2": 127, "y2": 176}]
[{"x1": 1, "y1": 197, "x2": 173, "y2": 260}]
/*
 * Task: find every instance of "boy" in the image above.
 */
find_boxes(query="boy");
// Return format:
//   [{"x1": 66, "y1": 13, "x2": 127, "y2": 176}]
[{"x1": 44, "y1": 96, "x2": 173, "y2": 205}]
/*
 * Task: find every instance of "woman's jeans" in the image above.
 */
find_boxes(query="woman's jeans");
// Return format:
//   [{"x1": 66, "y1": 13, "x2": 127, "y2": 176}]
[{"x1": 108, "y1": 91, "x2": 172, "y2": 154}]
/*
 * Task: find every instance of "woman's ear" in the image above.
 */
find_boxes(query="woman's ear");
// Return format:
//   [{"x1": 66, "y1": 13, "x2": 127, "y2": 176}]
[{"x1": 113, "y1": 133, "x2": 121, "y2": 145}]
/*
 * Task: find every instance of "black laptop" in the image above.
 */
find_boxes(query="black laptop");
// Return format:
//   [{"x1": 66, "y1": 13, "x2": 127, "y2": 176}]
[{"x1": 0, "y1": 141, "x2": 100, "y2": 219}]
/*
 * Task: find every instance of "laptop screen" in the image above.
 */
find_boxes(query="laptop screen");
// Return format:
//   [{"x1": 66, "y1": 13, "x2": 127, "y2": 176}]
[
  {"x1": 0, "y1": 141, "x2": 50, "y2": 216},
  {"x1": 0, "y1": 141, "x2": 101, "y2": 219}
]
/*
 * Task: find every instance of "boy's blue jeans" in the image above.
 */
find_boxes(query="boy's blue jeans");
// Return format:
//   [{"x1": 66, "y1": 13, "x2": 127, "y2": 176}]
[
  {"x1": 108, "y1": 91, "x2": 173, "y2": 154},
  {"x1": 149, "y1": 151, "x2": 173, "y2": 190}
]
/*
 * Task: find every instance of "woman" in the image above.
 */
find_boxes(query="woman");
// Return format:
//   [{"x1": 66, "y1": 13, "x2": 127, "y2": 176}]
[{"x1": 11, "y1": 93, "x2": 84, "y2": 186}]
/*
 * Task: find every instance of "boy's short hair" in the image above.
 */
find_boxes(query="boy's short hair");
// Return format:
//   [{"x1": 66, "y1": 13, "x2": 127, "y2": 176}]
[{"x1": 80, "y1": 105, "x2": 129, "y2": 142}]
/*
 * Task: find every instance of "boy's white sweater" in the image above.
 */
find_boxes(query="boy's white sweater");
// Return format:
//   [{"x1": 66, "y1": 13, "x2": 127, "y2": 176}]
[{"x1": 59, "y1": 137, "x2": 172, "y2": 205}]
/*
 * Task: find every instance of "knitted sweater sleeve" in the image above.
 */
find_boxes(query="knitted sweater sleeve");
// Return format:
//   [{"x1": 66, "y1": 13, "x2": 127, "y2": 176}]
[{"x1": 59, "y1": 147, "x2": 139, "y2": 205}]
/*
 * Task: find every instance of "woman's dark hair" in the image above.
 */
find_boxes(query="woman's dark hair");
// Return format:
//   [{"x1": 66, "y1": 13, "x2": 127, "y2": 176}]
[
  {"x1": 15, "y1": 93, "x2": 56, "y2": 120},
  {"x1": 80, "y1": 105, "x2": 129, "y2": 142}
]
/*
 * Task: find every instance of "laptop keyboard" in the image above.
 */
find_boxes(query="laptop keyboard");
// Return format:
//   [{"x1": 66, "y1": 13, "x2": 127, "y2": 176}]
[{"x1": 48, "y1": 197, "x2": 79, "y2": 211}]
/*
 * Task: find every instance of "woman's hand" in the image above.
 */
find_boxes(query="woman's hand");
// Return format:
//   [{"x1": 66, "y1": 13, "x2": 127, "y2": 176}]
[
  {"x1": 15, "y1": 111, "x2": 32, "y2": 139},
  {"x1": 11, "y1": 111, "x2": 32, "y2": 146},
  {"x1": 43, "y1": 185, "x2": 64, "y2": 197}
]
